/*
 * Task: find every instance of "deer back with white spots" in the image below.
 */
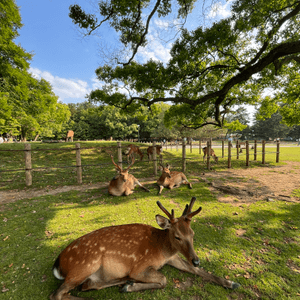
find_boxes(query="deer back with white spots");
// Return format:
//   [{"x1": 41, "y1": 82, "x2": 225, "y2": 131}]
[
  {"x1": 157, "y1": 163, "x2": 192, "y2": 194},
  {"x1": 108, "y1": 155, "x2": 149, "y2": 196},
  {"x1": 50, "y1": 197, "x2": 240, "y2": 300}
]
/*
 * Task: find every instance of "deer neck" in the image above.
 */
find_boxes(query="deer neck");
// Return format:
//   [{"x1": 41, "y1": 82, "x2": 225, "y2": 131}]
[{"x1": 152, "y1": 228, "x2": 177, "y2": 258}]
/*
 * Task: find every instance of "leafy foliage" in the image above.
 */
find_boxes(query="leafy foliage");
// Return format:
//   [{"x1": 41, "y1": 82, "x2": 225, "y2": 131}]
[
  {"x1": 0, "y1": 0, "x2": 70, "y2": 140},
  {"x1": 69, "y1": 0, "x2": 300, "y2": 129}
]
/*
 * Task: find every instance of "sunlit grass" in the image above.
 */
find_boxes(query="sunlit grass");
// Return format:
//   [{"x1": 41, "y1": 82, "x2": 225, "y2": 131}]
[{"x1": 1, "y1": 183, "x2": 300, "y2": 299}]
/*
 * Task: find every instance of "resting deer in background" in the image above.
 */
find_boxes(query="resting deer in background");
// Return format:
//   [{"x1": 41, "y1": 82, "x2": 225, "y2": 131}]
[
  {"x1": 50, "y1": 197, "x2": 240, "y2": 300},
  {"x1": 157, "y1": 163, "x2": 192, "y2": 195},
  {"x1": 147, "y1": 145, "x2": 163, "y2": 161},
  {"x1": 124, "y1": 144, "x2": 144, "y2": 163},
  {"x1": 108, "y1": 155, "x2": 149, "y2": 196},
  {"x1": 203, "y1": 147, "x2": 218, "y2": 163}
]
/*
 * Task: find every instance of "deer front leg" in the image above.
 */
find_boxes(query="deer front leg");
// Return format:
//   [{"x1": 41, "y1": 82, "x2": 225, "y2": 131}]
[
  {"x1": 122, "y1": 267, "x2": 167, "y2": 292},
  {"x1": 167, "y1": 255, "x2": 240, "y2": 289},
  {"x1": 135, "y1": 180, "x2": 150, "y2": 192},
  {"x1": 158, "y1": 185, "x2": 164, "y2": 195},
  {"x1": 124, "y1": 188, "x2": 134, "y2": 196}
]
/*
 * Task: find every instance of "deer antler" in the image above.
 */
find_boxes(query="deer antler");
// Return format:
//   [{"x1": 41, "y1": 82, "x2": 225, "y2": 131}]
[
  {"x1": 156, "y1": 201, "x2": 175, "y2": 221},
  {"x1": 125, "y1": 156, "x2": 135, "y2": 171},
  {"x1": 110, "y1": 155, "x2": 122, "y2": 171},
  {"x1": 182, "y1": 197, "x2": 202, "y2": 220}
]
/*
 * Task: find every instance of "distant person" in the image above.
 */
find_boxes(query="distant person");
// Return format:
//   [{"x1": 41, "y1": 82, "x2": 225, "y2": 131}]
[{"x1": 0, "y1": 136, "x2": 3, "y2": 143}]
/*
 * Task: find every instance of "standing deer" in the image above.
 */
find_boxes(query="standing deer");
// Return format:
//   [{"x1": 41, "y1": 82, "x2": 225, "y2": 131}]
[
  {"x1": 108, "y1": 155, "x2": 149, "y2": 196},
  {"x1": 50, "y1": 197, "x2": 240, "y2": 300},
  {"x1": 124, "y1": 144, "x2": 144, "y2": 163},
  {"x1": 147, "y1": 145, "x2": 163, "y2": 161},
  {"x1": 65, "y1": 130, "x2": 74, "y2": 142},
  {"x1": 157, "y1": 163, "x2": 192, "y2": 195},
  {"x1": 203, "y1": 147, "x2": 219, "y2": 163}
]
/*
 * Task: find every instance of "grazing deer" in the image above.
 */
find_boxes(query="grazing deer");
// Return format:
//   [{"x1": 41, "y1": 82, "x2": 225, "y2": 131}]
[
  {"x1": 108, "y1": 155, "x2": 149, "y2": 196},
  {"x1": 50, "y1": 197, "x2": 240, "y2": 300},
  {"x1": 236, "y1": 142, "x2": 246, "y2": 153},
  {"x1": 124, "y1": 144, "x2": 144, "y2": 163},
  {"x1": 203, "y1": 147, "x2": 219, "y2": 163},
  {"x1": 157, "y1": 163, "x2": 192, "y2": 195},
  {"x1": 147, "y1": 145, "x2": 163, "y2": 161}
]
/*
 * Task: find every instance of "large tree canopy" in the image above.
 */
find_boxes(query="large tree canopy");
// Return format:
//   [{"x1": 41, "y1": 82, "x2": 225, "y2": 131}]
[{"x1": 70, "y1": 0, "x2": 300, "y2": 129}]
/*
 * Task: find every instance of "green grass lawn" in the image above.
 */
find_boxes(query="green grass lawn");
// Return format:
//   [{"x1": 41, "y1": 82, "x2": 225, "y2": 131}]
[
  {"x1": 1, "y1": 183, "x2": 300, "y2": 300},
  {"x1": 1, "y1": 142, "x2": 300, "y2": 299}
]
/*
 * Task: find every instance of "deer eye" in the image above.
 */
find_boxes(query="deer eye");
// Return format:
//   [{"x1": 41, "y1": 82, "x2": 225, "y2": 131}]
[{"x1": 175, "y1": 236, "x2": 181, "y2": 241}]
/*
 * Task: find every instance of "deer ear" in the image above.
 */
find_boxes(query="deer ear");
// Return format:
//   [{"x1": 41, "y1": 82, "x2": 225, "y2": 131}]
[{"x1": 156, "y1": 214, "x2": 171, "y2": 229}]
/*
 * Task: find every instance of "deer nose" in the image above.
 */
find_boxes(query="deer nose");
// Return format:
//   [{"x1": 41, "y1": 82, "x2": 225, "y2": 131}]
[{"x1": 192, "y1": 258, "x2": 200, "y2": 267}]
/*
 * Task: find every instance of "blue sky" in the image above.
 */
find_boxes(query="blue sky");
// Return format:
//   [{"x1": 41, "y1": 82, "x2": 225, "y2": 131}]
[{"x1": 15, "y1": 0, "x2": 233, "y2": 105}]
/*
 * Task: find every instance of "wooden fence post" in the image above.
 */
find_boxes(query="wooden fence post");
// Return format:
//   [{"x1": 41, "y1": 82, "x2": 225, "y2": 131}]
[
  {"x1": 246, "y1": 141, "x2": 249, "y2": 167},
  {"x1": 182, "y1": 139, "x2": 186, "y2": 172},
  {"x1": 222, "y1": 140, "x2": 224, "y2": 158},
  {"x1": 206, "y1": 141, "x2": 211, "y2": 170},
  {"x1": 236, "y1": 140, "x2": 239, "y2": 159},
  {"x1": 24, "y1": 143, "x2": 32, "y2": 186},
  {"x1": 254, "y1": 140, "x2": 257, "y2": 161},
  {"x1": 76, "y1": 143, "x2": 82, "y2": 184},
  {"x1": 190, "y1": 139, "x2": 192, "y2": 153},
  {"x1": 176, "y1": 140, "x2": 179, "y2": 152},
  {"x1": 276, "y1": 140, "x2": 280, "y2": 163},
  {"x1": 153, "y1": 141, "x2": 157, "y2": 176},
  {"x1": 228, "y1": 141, "x2": 231, "y2": 168},
  {"x1": 117, "y1": 142, "x2": 122, "y2": 169},
  {"x1": 199, "y1": 140, "x2": 202, "y2": 154},
  {"x1": 262, "y1": 140, "x2": 265, "y2": 164}
]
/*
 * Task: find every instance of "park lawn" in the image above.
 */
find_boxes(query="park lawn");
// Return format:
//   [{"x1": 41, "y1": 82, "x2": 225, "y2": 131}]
[
  {"x1": 0, "y1": 141, "x2": 299, "y2": 191},
  {"x1": 1, "y1": 180, "x2": 300, "y2": 300}
]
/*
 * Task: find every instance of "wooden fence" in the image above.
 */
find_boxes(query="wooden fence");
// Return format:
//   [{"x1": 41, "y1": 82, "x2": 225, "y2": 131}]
[{"x1": 0, "y1": 140, "x2": 280, "y2": 187}]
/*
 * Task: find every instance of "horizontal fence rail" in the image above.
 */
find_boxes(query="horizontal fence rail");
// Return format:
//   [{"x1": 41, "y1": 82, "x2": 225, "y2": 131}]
[{"x1": 0, "y1": 140, "x2": 280, "y2": 187}]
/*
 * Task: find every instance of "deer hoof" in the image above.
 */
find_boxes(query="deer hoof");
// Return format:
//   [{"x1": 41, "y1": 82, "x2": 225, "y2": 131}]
[
  {"x1": 120, "y1": 280, "x2": 134, "y2": 293},
  {"x1": 231, "y1": 282, "x2": 241, "y2": 289}
]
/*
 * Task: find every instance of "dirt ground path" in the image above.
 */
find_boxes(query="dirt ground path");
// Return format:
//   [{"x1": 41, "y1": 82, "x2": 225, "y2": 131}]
[{"x1": 0, "y1": 161, "x2": 299, "y2": 205}]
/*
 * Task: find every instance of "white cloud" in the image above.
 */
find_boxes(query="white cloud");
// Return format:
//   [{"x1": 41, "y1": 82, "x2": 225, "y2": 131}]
[
  {"x1": 208, "y1": 1, "x2": 232, "y2": 19},
  {"x1": 29, "y1": 67, "x2": 91, "y2": 102},
  {"x1": 137, "y1": 34, "x2": 171, "y2": 64}
]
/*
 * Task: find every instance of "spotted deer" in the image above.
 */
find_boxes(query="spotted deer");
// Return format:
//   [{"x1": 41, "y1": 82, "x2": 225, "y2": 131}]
[
  {"x1": 157, "y1": 163, "x2": 192, "y2": 195},
  {"x1": 203, "y1": 147, "x2": 219, "y2": 163},
  {"x1": 147, "y1": 145, "x2": 163, "y2": 161},
  {"x1": 50, "y1": 197, "x2": 240, "y2": 300},
  {"x1": 124, "y1": 144, "x2": 144, "y2": 163},
  {"x1": 108, "y1": 155, "x2": 149, "y2": 196}
]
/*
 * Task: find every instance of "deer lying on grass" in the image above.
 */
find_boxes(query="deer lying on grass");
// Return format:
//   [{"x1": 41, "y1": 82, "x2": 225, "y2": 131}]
[
  {"x1": 157, "y1": 163, "x2": 192, "y2": 195},
  {"x1": 50, "y1": 197, "x2": 240, "y2": 300},
  {"x1": 147, "y1": 145, "x2": 163, "y2": 161},
  {"x1": 124, "y1": 144, "x2": 144, "y2": 163},
  {"x1": 203, "y1": 147, "x2": 219, "y2": 163},
  {"x1": 108, "y1": 155, "x2": 149, "y2": 196}
]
